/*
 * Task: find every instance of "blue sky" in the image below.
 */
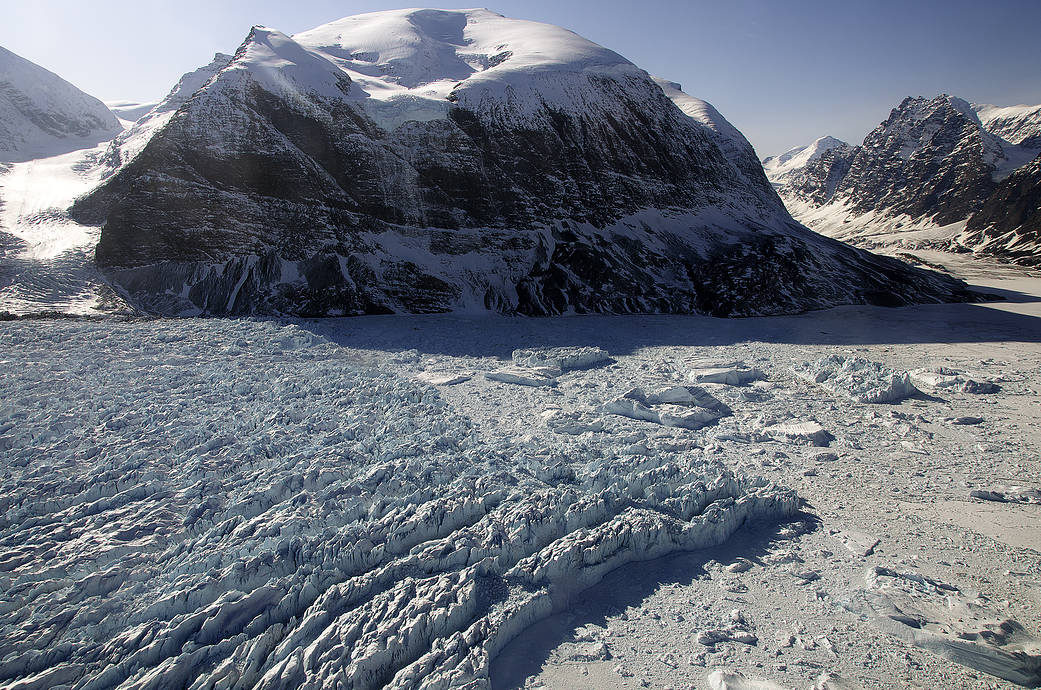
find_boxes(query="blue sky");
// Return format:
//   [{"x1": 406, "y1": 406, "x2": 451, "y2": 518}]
[{"x1": 4, "y1": 0, "x2": 1040, "y2": 156}]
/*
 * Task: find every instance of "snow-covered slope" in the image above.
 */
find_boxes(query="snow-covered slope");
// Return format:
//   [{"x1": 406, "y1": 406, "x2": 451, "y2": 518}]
[
  {"x1": 0, "y1": 45, "x2": 121, "y2": 162},
  {"x1": 778, "y1": 95, "x2": 1041, "y2": 265},
  {"x1": 105, "y1": 99, "x2": 161, "y2": 124},
  {"x1": 652, "y1": 77, "x2": 768, "y2": 192},
  {"x1": 974, "y1": 102, "x2": 1041, "y2": 147},
  {"x1": 74, "y1": 9, "x2": 969, "y2": 317},
  {"x1": 97, "y1": 53, "x2": 233, "y2": 173},
  {"x1": 762, "y1": 136, "x2": 851, "y2": 186}
]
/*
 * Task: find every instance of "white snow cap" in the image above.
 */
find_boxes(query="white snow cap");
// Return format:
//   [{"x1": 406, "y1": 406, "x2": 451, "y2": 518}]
[
  {"x1": 762, "y1": 136, "x2": 849, "y2": 183},
  {"x1": 292, "y1": 8, "x2": 635, "y2": 91}
]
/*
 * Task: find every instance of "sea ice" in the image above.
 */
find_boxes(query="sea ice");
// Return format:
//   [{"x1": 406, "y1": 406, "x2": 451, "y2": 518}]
[
  {"x1": 416, "y1": 371, "x2": 472, "y2": 385},
  {"x1": 485, "y1": 366, "x2": 560, "y2": 387},
  {"x1": 851, "y1": 566, "x2": 1041, "y2": 686},
  {"x1": 689, "y1": 366, "x2": 766, "y2": 386},
  {"x1": 604, "y1": 386, "x2": 729, "y2": 430},
  {"x1": 762, "y1": 421, "x2": 835, "y2": 447},
  {"x1": 909, "y1": 367, "x2": 1001, "y2": 394}
]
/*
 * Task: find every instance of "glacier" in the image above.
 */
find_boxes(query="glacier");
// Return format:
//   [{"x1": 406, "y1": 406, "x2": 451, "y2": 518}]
[{"x1": 0, "y1": 318, "x2": 797, "y2": 689}]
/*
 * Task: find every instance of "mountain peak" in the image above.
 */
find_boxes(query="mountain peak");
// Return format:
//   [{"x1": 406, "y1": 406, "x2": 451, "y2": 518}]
[{"x1": 0, "y1": 45, "x2": 121, "y2": 161}]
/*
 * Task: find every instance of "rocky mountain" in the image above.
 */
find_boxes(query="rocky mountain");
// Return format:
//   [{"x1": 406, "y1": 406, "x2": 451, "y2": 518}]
[
  {"x1": 960, "y1": 151, "x2": 1041, "y2": 264},
  {"x1": 73, "y1": 9, "x2": 970, "y2": 316},
  {"x1": 777, "y1": 95, "x2": 1041, "y2": 264},
  {"x1": 0, "y1": 45, "x2": 121, "y2": 162},
  {"x1": 762, "y1": 136, "x2": 851, "y2": 186},
  {"x1": 98, "y1": 52, "x2": 233, "y2": 173}
]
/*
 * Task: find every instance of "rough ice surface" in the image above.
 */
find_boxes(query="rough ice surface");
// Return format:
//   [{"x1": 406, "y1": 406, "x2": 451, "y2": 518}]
[
  {"x1": 761, "y1": 421, "x2": 835, "y2": 447},
  {"x1": 511, "y1": 346, "x2": 610, "y2": 371},
  {"x1": 604, "y1": 386, "x2": 730, "y2": 430},
  {"x1": 850, "y1": 566, "x2": 1041, "y2": 686},
  {"x1": 689, "y1": 366, "x2": 767, "y2": 386},
  {"x1": 485, "y1": 366, "x2": 559, "y2": 387},
  {"x1": 0, "y1": 319, "x2": 797, "y2": 690},
  {"x1": 792, "y1": 356, "x2": 919, "y2": 404},
  {"x1": 909, "y1": 367, "x2": 1001, "y2": 394}
]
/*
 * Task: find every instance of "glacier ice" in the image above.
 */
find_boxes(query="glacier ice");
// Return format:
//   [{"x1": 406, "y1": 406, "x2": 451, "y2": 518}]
[
  {"x1": 604, "y1": 386, "x2": 730, "y2": 430},
  {"x1": 792, "y1": 356, "x2": 919, "y2": 404},
  {"x1": 0, "y1": 319, "x2": 797, "y2": 689},
  {"x1": 511, "y1": 346, "x2": 610, "y2": 371}
]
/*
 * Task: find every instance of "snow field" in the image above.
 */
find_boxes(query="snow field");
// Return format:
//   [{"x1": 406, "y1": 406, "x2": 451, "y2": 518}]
[{"x1": 0, "y1": 319, "x2": 797, "y2": 689}]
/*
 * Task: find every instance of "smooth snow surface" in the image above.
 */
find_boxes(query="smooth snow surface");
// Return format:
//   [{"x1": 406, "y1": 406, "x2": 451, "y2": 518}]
[
  {"x1": 104, "y1": 100, "x2": 160, "y2": 124},
  {"x1": 974, "y1": 102, "x2": 1041, "y2": 145},
  {"x1": 291, "y1": 8, "x2": 637, "y2": 125}
]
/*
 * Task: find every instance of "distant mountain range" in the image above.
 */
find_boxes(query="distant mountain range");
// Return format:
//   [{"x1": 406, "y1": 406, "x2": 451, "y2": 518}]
[{"x1": 769, "y1": 96, "x2": 1041, "y2": 265}]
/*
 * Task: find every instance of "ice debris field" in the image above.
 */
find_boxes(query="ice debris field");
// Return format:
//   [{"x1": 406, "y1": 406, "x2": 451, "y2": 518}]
[
  {"x1": 2, "y1": 303, "x2": 1040, "y2": 690},
  {"x1": 0, "y1": 320, "x2": 795, "y2": 689}
]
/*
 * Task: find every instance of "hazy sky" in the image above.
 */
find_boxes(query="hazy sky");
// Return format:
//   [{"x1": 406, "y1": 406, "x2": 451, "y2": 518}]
[{"x1": 4, "y1": 0, "x2": 1041, "y2": 156}]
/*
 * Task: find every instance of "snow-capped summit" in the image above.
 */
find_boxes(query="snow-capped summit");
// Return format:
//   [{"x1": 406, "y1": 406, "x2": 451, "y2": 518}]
[
  {"x1": 0, "y1": 45, "x2": 121, "y2": 162},
  {"x1": 75, "y1": 9, "x2": 967, "y2": 317},
  {"x1": 762, "y1": 136, "x2": 850, "y2": 185}
]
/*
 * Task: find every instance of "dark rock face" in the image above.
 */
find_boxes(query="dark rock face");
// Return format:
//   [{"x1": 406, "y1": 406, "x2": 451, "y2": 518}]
[
  {"x1": 786, "y1": 96, "x2": 1001, "y2": 224},
  {"x1": 73, "y1": 13, "x2": 969, "y2": 316},
  {"x1": 963, "y1": 153, "x2": 1041, "y2": 265},
  {"x1": 783, "y1": 146, "x2": 855, "y2": 207}
]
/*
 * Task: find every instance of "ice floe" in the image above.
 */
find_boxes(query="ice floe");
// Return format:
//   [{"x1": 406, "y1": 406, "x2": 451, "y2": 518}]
[
  {"x1": 689, "y1": 366, "x2": 766, "y2": 386},
  {"x1": 485, "y1": 366, "x2": 559, "y2": 387},
  {"x1": 604, "y1": 386, "x2": 730, "y2": 430},
  {"x1": 762, "y1": 421, "x2": 835, "y2": 447},
  {"x1": 909, "y1": 367, "x2": 1001, "y2": 394},
  {"x1": 850, "y1": 565, "x2": 1041, "y2": 686}
]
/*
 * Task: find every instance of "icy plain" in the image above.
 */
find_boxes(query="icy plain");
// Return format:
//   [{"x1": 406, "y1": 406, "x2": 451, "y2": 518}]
[{"x1": 2, "y1": 251, "x2": 1041, "y2": 689}]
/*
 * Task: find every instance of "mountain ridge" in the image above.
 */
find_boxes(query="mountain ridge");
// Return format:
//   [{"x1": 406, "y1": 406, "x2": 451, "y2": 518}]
[
  {"x1": 72, "y1": 9, "x2": 970, "y2": 316},
  {"x1": 0, "y1": 45, "x2": 122, "y2": 162},
  {"x1": 775, "y1": 94, "x2": 1041, "y2": 265}
]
